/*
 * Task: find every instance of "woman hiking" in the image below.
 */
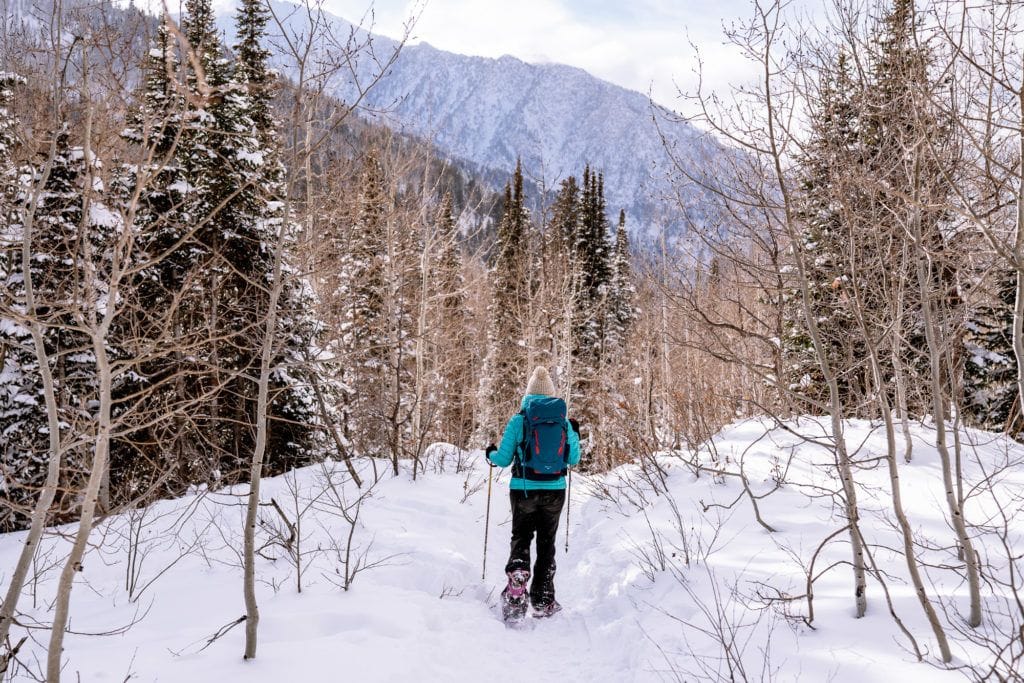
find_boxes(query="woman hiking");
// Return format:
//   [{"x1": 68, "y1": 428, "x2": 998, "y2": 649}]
[{"x1": 485, "y1": 366, "x2": 581, "y2": 622}]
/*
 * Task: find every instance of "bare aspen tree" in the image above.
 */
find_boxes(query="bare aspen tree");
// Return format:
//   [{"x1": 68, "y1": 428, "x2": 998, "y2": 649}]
[
  {"x1": 0, "y1": 102, "x2": 66, "y2": 658},
  {"x1": 44, "y1": 48, "x2": 130, "y2": 680},
  {"x1": 843, "y1": 206, "x2": 953, "y2": 661},
  {"x1": 236, "y1": 2, "x2": 416, "y2": 657},
  {"x1": 242, "y1": 169, "x2": 289, "y2": 661},
  {"x1": 669, "y1": 0, "x2": 869, "y2": 617},
  {"x1": 935, "y1": 1, "x2": 1024, "y2": 433}
]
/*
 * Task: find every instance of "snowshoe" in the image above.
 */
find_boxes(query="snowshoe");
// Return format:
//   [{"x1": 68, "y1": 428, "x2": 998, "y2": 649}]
[
  {"x1": 532, "y1": 600, "x2": 562, "y2": 619},
  {"x1": 500, "y1": 569, "x2": 531, "y2": 623}
]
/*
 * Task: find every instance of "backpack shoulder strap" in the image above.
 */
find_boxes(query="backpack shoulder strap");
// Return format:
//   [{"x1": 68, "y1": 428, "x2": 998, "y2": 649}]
[{"x1": 516, "y1": 409, "x2": 527, "y2": 459}]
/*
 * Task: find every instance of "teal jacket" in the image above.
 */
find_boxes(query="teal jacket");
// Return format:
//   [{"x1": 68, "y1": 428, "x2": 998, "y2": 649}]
[{"x1": 486, "y1": 395, "x2": 581, "y2": 490}]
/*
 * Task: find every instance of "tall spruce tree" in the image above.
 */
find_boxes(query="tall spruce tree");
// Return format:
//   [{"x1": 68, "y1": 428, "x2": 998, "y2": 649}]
[
  {"x1": 113, "y1": 0, "x2": 316, "y2": 496},
  {"x1": 431, "y1": 193, "x2": 473, "y2": 444},
  {"x1": 188, "y1": 0, "x2": 315, "y2": 479},
  {"x1": 232, "y1": 0, "x2": 317, "y2": 476},
  {"x1": 860, "y1": 0, "x2": 959, "y2": 414},
  {"x1": 569, "y1": 166, "x2": 613, "y2": 450},
  {"x1": 476, "y1": 160, "x2": 530, "y2": 443},
  {"x1": 574, "y1": 166, "x2": 612, "y2": 362},
  {"x1": 109, "y1": 17, "x2": 201, "y2": 499},
  {"x1": 605, "y1": 209, "x2": 636, "y2": 353},
  {"x1": 782, "y1": 52, "x2": 863, "y2": 409},
  {"x1": 234, "y1": 0, "x2": 273, "y2": 141},
  {"x1": 0, "y1": 72, "x2": 34, "y2": 530},
  {"x1": 0, "y1": 130, "x2": 117, "y2": 530},
  {"x1": 338, "y1": 152, "x2": 389, "y2": 457}
]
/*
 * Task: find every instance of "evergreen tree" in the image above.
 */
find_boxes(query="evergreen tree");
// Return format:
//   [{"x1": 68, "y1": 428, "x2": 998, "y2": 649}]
[
  {"x1": 605, "y1": 209, "x2": 636, "y2": 353},
  {"x1": 232, "y1": 0, "x2": 317, "y2": 476},
  {"x1": 569, "y1": 166, "x2": 613, "y2": 442},
  {"x1": 0, "y1": 72, "x2": 33, "y2": 531},
  {"x1": 964, "y1": 271, "x2": 1018, "y2": 433},
  {"x1": 431, "y1": 193, "x2": 473, "y2": 444},
  {"x1": 112, "y1": 0, "x2": 317, "y2": 496},
  {"x1": 476, "y1": 160, "x2": 530, "y2": 443},
  {"x1": 861, "y1": 0, "x2": 959, "y2": 413},
  {"x1": 233, "y1": 0, "x2": 274, "y2": 140},
  {"x1": 338, "y1": 152, "x2": 389, "y2": 456},
  {"x1": 574, "y1": 166, "x2": 612, "y2": 362},
  {"x1": 0, "y1": 130, "x2": 117, "y2": 530},
  {"x1": 782, "y1": 0, "x2": 957, "y2": 417},
  {"x1": 0, "y1": 71, "x2": 24, "y2": 278},
  {"x1": 782, "y1": 52, "x2": 863, "y2": 409},
  {"x1": 537, "y1": 175, "x2": 582, "y2": 408},
  {"x1": 186, "y1": 0, "x2": 315, "y2": 479},
  {"x1": 110, "y1": 15, "x2": 208, "y2": 499},
  {"x1": 551, "y1": 175, "x2": 580, "y2": 256}
]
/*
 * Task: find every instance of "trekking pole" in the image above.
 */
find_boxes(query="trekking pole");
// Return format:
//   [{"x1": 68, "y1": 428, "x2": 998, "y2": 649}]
[
  {"x1": 482, "y1": 462, "x2": 494, "y2": 581},
  {"x1": 564, "y1": 466, "x2": 572, "y2": 553}
]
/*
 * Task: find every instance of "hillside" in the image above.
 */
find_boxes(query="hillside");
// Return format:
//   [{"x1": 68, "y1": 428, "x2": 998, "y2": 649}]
[{"x1": 220, "y1": 0, "x2": 724, "y2": 239}]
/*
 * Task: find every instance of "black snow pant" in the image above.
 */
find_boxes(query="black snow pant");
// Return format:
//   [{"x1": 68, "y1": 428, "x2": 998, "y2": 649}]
[{"x1": 504, "y1": 489, "x2": 566, "y2": 607}]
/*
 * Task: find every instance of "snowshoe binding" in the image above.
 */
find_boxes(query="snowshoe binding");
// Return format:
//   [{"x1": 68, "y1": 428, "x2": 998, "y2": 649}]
[
  {"x1": 532, "y1": 600, "x2": 562, "y2": 619},
  {"x1": 500, "y1": 569, "x2": 531, "y2": 624}
]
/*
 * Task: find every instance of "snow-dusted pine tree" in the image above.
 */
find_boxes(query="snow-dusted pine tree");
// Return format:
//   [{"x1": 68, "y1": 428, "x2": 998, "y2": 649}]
[
  {"x1": 338, "y1": 151, "x2": 390, "y2": 457},
  {"x1": 0, "y1": 71, "x2": 33, "y2": 531},
  {"x1": 112, "y1": 0, "x2": 317, "y2": 497},
  {"x1": 0, "y1": 128, "x2": 117, "y2": 530},
  {"x1": 781, "y1": 52, "x2": 862, "y2": 411},
  {"x1": 232, "y1": 0, "x2": 318, "y2": 478},
  {"x1": 430, "y1": 192, "x2": 474, "y2": 445},
  {"x1": 476, "y1": 161, "x2": 530, "y2": 444},
  {"x1": 604, "y1": 209, "x2": 636, "y2": 354},
  {"x1": 964, "y1": 272, "x2": 1019, "y2": 434},
  {"x1": 574, "y1": 166, "x2": 612, "y2": 364},
  {"x1": 109, "y1": 16, "x2": 202, "y2": 500}
]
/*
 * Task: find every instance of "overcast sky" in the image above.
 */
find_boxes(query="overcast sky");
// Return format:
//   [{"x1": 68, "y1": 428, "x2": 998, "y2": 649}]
[{"x1": 319, "y1": 0, "x2": 769, "y2": 110}]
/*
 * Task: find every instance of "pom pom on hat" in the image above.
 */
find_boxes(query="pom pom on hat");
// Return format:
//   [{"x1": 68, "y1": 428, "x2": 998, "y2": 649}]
[{"x1": 525, "y1": 366, "x2": 556, "y2": 397}]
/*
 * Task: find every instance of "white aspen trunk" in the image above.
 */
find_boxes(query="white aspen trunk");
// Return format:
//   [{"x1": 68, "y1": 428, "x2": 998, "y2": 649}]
[
  {"x1": 913, "y1": 207, "x2": 983, "y2": 629},
  {"x1": 243, "y1": 211, "x2": 289, "y2": 660},
  {"x1": 867, "y1": 339, "x2": 952, "y2": 661},
  {"x1": 560, "y1": 282, "x2": 575, "y2": 411},
  {"x1": 890, "y1": 254, "x2": 914, "y2": 463},
  {"x1": 411, "y1": 223, "x2": 430, "y2": 479},
  {"x1": 46, "y1": 334, "x2": 114, "y2": 682},
  {"x1": 760, "y1": 37, "x2": 867, "y2": 616},
  {"x1": 0, "y1": 148, "x2": 65, "y2": 649},
  {"x1": 1013, "y1": 82, "x2": 1024, "y2": 435},
  {"x1": 659, "y1": 236, "x2": 672, "y2": 447},
  {"x1": 303, "y1": 105, "x2": 314, "y2": 256},
  {"x1": 47, "y1": 94, "x2": 122, "y2": 679}
]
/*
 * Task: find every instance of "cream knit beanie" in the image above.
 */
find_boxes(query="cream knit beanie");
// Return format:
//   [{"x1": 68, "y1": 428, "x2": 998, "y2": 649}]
[{"x1": 525, "y1": 366, "x2": 556, "y2": 397}]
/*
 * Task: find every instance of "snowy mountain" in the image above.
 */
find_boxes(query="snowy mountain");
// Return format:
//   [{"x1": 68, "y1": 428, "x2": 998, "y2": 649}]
[
  {"x1": 224, "y1": 1, "x2": 723, "y2": 239},
  {"x1": 341, "y1": 43, "x2": 718, "y2": 233}
]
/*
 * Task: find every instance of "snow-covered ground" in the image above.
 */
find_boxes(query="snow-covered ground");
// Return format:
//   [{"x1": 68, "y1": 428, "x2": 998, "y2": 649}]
[{"x1": 3, "y1": 418, "x2": 1022, "y2": 681}]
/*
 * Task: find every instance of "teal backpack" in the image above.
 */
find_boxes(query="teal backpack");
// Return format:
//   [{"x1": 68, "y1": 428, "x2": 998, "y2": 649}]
[{"x1": 514, "y1": 396, "x2": 569, "y2": 481}]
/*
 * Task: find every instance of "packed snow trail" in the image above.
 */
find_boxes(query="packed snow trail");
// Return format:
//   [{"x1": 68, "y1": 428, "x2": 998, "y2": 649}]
[{"x1": 3, "y1": 419, "x2": 1018, "y2": 681}]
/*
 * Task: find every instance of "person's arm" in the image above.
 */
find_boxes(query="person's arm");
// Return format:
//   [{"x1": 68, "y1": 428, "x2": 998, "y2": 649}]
[
  {"x1": 566, "y1": 418, "x2": 581, "y2": 467},
  {"x1": 487, "y1": 414, "x2": 523, "y2": 467}
]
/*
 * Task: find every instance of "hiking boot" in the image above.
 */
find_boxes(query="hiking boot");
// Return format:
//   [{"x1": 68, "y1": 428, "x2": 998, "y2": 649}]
[{"x1": 532, "y1": 600, "x2": 562, "y2": 619}]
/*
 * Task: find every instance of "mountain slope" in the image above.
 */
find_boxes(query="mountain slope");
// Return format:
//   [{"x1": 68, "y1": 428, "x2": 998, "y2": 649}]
[
  {"x1": 356, "y1": 42, "x2": 716, "y2": 230},
  {"x1": 229, "y1": 1, "x2": 722, "y2": 237}
]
